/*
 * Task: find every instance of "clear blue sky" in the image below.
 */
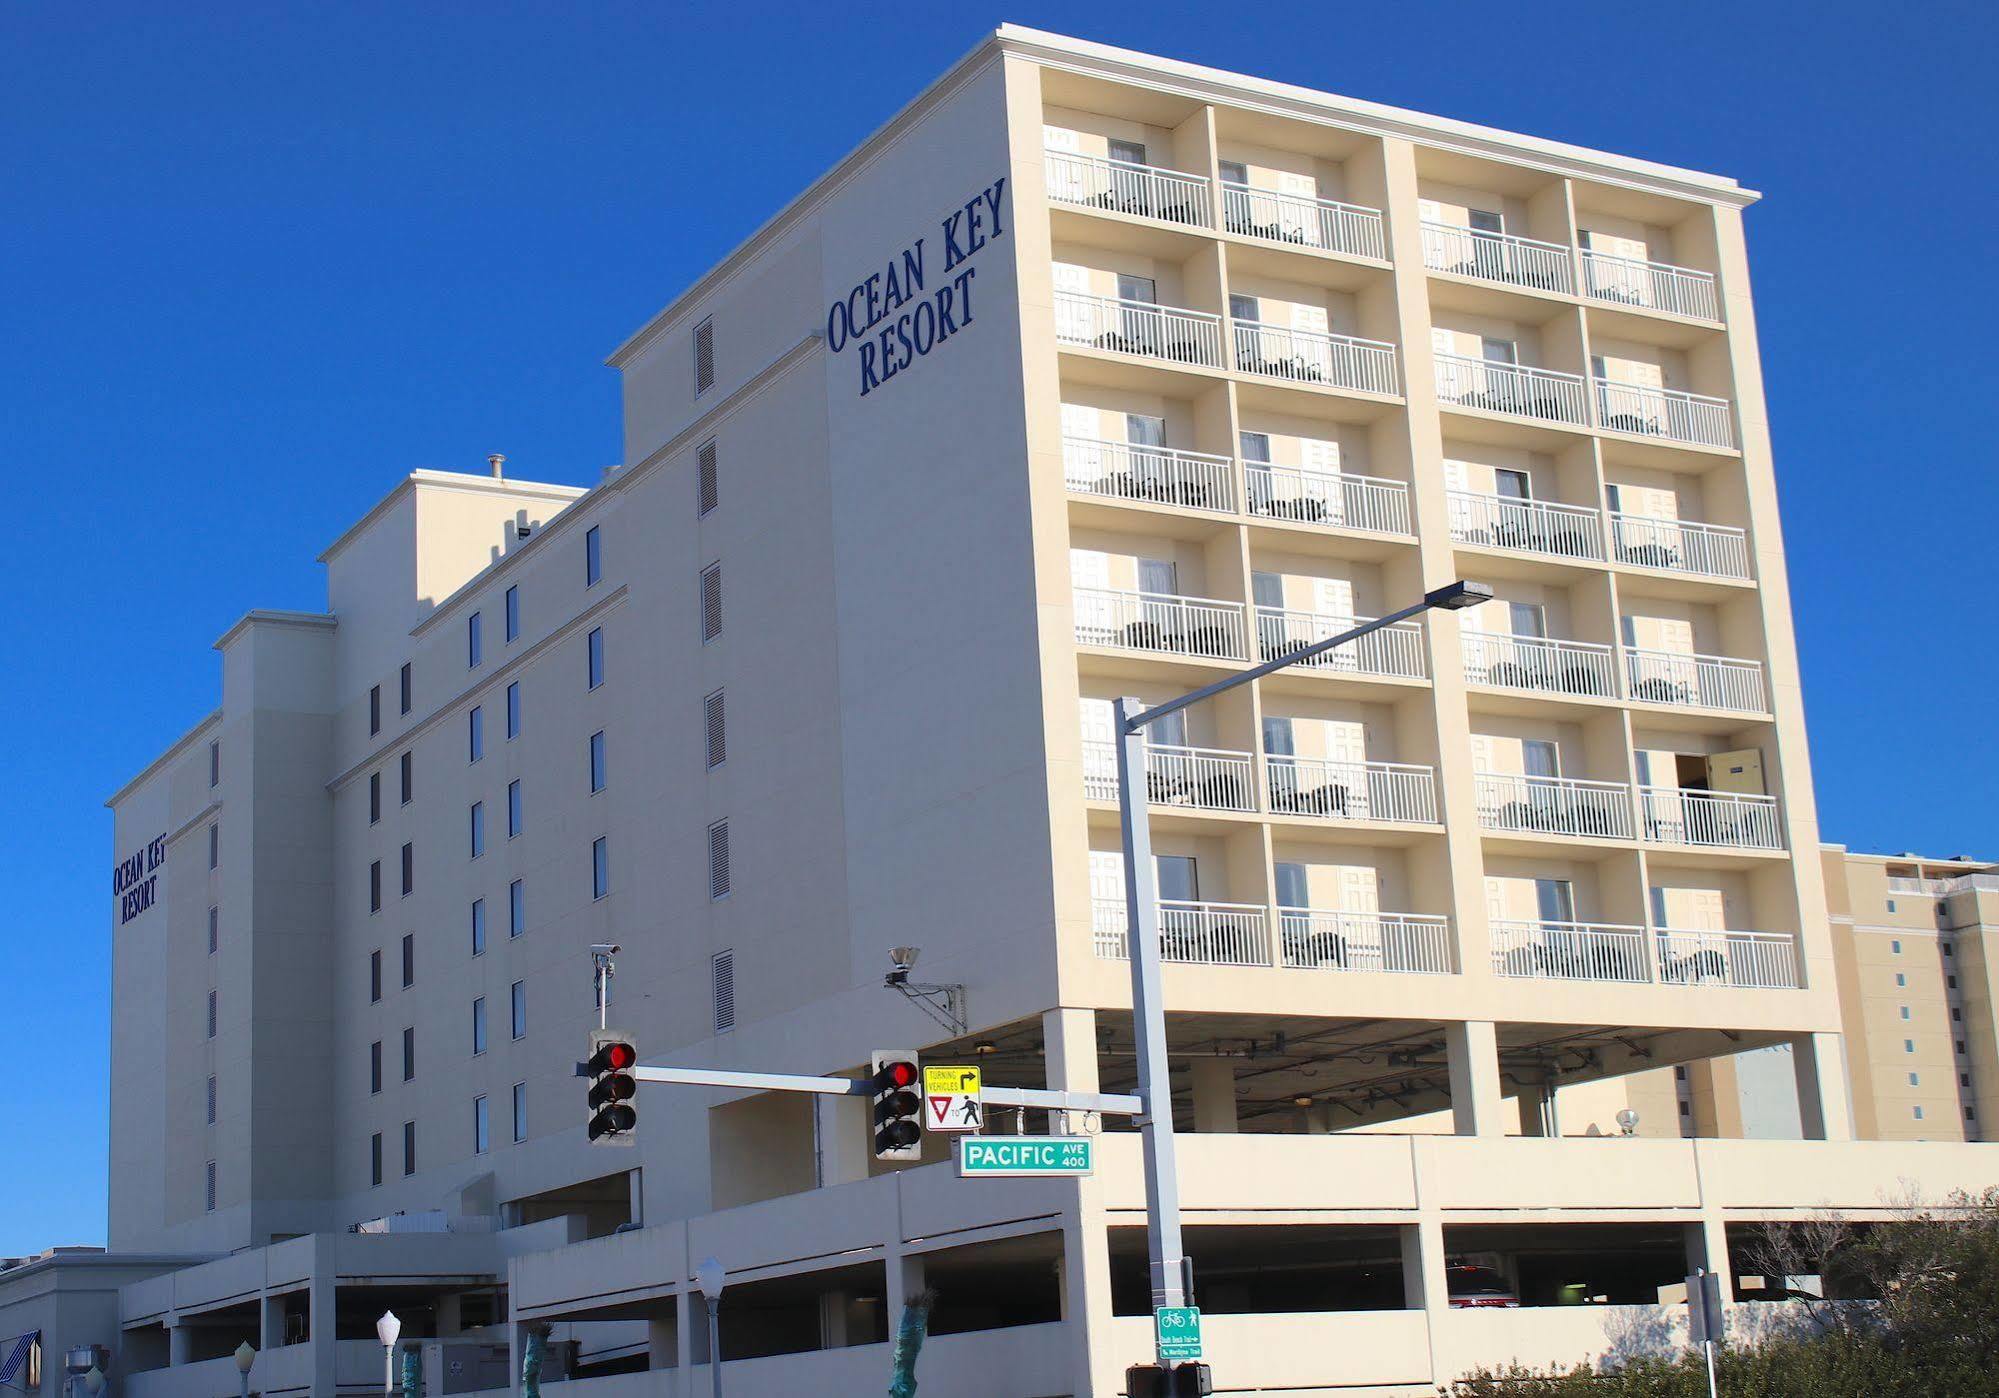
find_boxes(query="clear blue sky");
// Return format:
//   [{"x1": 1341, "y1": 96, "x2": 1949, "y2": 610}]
[{"x1": 2, "y1": 2, "x2": 1993, "y2": 1255}]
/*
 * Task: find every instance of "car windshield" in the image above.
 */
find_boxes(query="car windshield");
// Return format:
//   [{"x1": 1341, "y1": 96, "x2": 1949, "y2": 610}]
[{"x1": 1449, "y1": 1267, "x2": 1512, "y2": 1294}]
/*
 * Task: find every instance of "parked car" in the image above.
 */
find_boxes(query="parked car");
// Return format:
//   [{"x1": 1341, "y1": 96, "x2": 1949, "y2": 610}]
[{"x1": 1447, "y1": 1264, "x2": 1521, "y2": 1308}]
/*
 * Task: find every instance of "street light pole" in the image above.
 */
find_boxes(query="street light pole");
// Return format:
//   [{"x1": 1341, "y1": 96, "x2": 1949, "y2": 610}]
[
  {"x1": 375, "y1": 1310, "x2": 401, "y2": 1398},
  {"x1": 694, "y1": 1256, "x2": 727, "y2": 1398},
  {"x1": 1113, "y1": 580, "x2": 1490, "y2": 1361}
]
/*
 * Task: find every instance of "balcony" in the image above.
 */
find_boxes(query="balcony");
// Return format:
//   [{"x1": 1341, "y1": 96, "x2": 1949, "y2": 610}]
[
  {"x1": 1221, "y1": 184, "x2": 1386, "y2": 261},
  {"x1": 1434, "y1": 354, "x2": 1589, "y2": 428},
  {"x1": 1063, "y1": 436, "x2": 1237, "y2": 513},
  {"x1": 1055, "y1": 291, "x2": 1225, "y2": 369},
  {"x1": 1266, "y1": 755, "x2": 1439, "y2": 824},
  {"x1": 1476, "y1": 772, "x2": 1635, "y2": 840},
  {"x1": 1491, "y1": 919, "x2": 1650, "y2": 983},
  {"x1": 1092, "y1": 897, "x2": 1271, "y2": 966},
  {"x1": 1447, "y1": 490, "x2": 1604, "y2": 562},
  {"x1": 1594, "y1": 379, "x2": 1734, "y2": 450},
  {"x1": 1421, "y1": 221, "x2": 1575, "y2": 294},
  {"x1": 1073, "y1": 587, "x2": 1250, "y2": 661},
  {"x1": 1231, "y1": 320, "x2": 1399, "y2": 395},
  {"x1": 1462, "y1": 632, "x2": 1616, "y2": 700},
  {"x1": 1581, "y1": 249, "x2": 1720, "y2": 322},
  {"x1": 1609, "y1": 512, "x2": 1750, "y2": 580},
  {"x1": 1624, "y1": 648, "x2": 1767, "y2": 713},
  {"x1": 1278, "y1": 908, "x2": 1453, "y2": 974},
  {"x1": 1639, "y1": 787, "x2": 1783, "y2": 851},
  {"x1": 1655, "y1": 928, "x2": 1802, "y2": 989},
  {"x1": 1245, "y1": 464, "x2": 1412, "y2": 534},
  {"x1": 1255, "y1": 606, "x2": 1427, "y2": 680},
  {"x1": 1043, "y1": 149, "x2": 1212, "y2": 228},
  {"x1": 1081, "y1": 739, "x2": 1257, "y2": 814}
]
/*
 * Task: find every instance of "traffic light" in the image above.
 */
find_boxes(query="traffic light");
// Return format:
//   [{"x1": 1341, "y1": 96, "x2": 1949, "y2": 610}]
[
  {"x1": 1125, "y1": 1363, "x2": 1213, "y2": 1397},
  {"x1": 586, "y1": 1030, "x2": 638, "y2": 1145},
  {"x1": 870, "y1": 1050, "x2": 922, "y2": 1161}
]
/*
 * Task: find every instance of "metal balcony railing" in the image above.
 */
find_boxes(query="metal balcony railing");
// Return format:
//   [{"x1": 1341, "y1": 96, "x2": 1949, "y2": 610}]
[
  {"x1": 1491, "y1": 919, "x2": 1651, "y2": 983},
  {"x1": 1278, "y1": 909, "x2": 1453, "y2": 974},
  {"x1": 1434, "y1": 353, "x2": 1589, "y2": 427},
  {"x1": 1062, "y1": 436, "x2": 1237, "y2": 513},
  {"x1": 1624, "y1": 648, "x2": 1767, "y2": 713},
  {"x1": 1447, "y1": 489, "x2": 1604, "y2": 561},
  {"x1": 1244, "y1": 464, "x2": 1412, "y2": 534},
  {"x1": 1220, "y1": 184, "x2": 1386, "y2": 261},
  {"x1": 1609, "y1": 512, "x2": 1751, "y2": 579},
  {"x1": 1054, "y1": 290, "x2": 1225, "y2": 369},
  {"x1": 1072, "y1": 587, "x2": 1250, "y2": 662},
  {"x1": 1581, "y1": 249, "x2": 1720, "y2": 322},
  {"x1": 1476, "y1": 772, "x2": 1636, "y2": 840},
  {"x1": 1266, "y1": 755, "x2": 1438, "y2": 824},
  {"x1": 1081, "y1": 740, "x2": 1258, "y2": 814},
  {"x1": 1461, "y1": 632, "x2": 1617, "y2": 700},
  {"x1": 1255, "y1": 607, "x2": 1427, "y2": 679},
  {"x1": 1231, "y1": 321, "x2": 1399, "y2": 395},
  {"x1": 1043, "y1": 150, "x2": 1213, "y2": 228},
  {"x1": 1654, "y1": 928, "x2": 1801, "y2": 989},
  {"x1": 1639, "y1": 787, "x2": 1783, "y2": 851},
  {"x1": 1421, "y1": 221, "x2": 1575, "y2": 294},
  {"x1": 1092, "y1": 897, "x2": 1271, "y2": 967},
  {"x1": 1594, "y1": 379, "x2": 1735, "y2": 449}
]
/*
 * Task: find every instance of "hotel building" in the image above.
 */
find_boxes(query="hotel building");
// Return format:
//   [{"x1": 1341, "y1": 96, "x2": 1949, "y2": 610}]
[{"x1": 6, "y1": 26, "x2": 1995, "y2": 1398}]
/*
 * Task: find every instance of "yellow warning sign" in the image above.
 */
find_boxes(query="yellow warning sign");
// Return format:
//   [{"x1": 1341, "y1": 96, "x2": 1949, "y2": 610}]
[{"x1": 924, "y1": 1065, "x2": 981, "y2": 1097}]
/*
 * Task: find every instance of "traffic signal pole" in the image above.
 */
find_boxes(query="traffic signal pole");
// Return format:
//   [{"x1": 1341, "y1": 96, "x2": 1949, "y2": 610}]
[{"x1": 625, "y1": 1063, "x2": 1140, "y2": 1118}]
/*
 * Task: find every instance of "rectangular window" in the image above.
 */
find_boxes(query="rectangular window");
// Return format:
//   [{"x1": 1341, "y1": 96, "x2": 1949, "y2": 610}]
[
  {"x1": 504, "y1": 585, "x2": 519, "y2": 643},
  {"x1": 704, "y1": 690, "x2": 726, "y2": 768},
  {"x1": 469, "y1": 706, "x2": 484, "y2": 761},
  {"x1": 400, "y1": 661, "x2": 412, "y2": 715},
  {"x1": 587, "y1": 627, "x2": 604, "y2": 688},
  {"x1": 700, "y1": 563, "x2": 722, "y2": 642},
  {"x1": 512, "y1": 1082, "x2": 527, "y2": 1142},
  {"x1": 370, "y1": 949, "x2": 382, "y2": 1002},
  {"x1": 400, "y1": 750, "x2": 412, "y2": 804},
  {"x1": 712, "y1": 950, "x2": 736, "y2": 1034},
  {"x1": 1905, "y1": 1039, "x2": 1915, "y2": 1053},
  {"x1": 205, "y1": 1161, "x2": 217, "y2": 1213},
  {"x1": 1892, "y1": 939, "x2": 1902, "y2": 954},
  {"x1": 401, "y1": 842, "x2": 414, "y2": 897},
  {"x1": 208, "y1": 823, "x2": 219, "y2": 870},
  {"x1": 370, "y1": 685, "x2": 381, "y2": 737},
  {"x1": 708, "y1": 819, "x2": 731, "y2": 899},
  {"x1": 698, "y1": 438, "x2": 719, "y2": 515},
  {"x1": 207, "y1": 989, "x2": 217, "y2": 1039},
  {"x1": 370, "y1": 1040, "x2": 382, "y2": 1094},
  {"x1": 468, "y1": 611, "x2": 483, "y2": 668},
  {"x1": 470, "y1": 801, "x2": 485, "y2": 857},
  {"x1": 472, "y1": 998, "x2": 487, "y2": 1055},
  {"x1": 1897, "y1": 972, "x2": 1907, "y2": 987},
  {"x1": 369, "y1": 861, "x2": 382, "y2": 913},
  {"x1": 585, "y1": 525, "x2": 602, "y2": 587},
  {"x1": 471, "y1": 899, "x2": 486, "y2": 956},
  {"x1": 403, "y1": 1120, "x2": 416, "y2": 1176},
  {"x1": 1914, "y1": 1106, "x2": 1925, "y2": 1121},
  {"x1": 208, "y1": 905, "x2": 218, "y2": 955},
  {"x1": 402, "y1": 1026, "x2": 415, "y2": 1082},
  {"x1": 510, "y1": 981, "x2": 526, "y2": 1040},
  {"x1": 1901, "y1": 1006, "x2": 1912, "y2": 1020},
  {"x1": 506, "y1": 681, "x2": 521, "y2": 740},
  {"x1": 1910, "y1": 1072, "x2": 1921, "y2": 1086},
  {"x1": 371, "y1": 1132, "x2": 383, "y2": 1187},
  {"x1": 209, "y1": 739, "x2": 219, "y2": 788},
  {"x1": 401, "y1": 932, "x2": 415, "y2": 987},
  {"x1": 590, "y1": 731, "x2": 607, "y2": 793},
  {"x1": 474, "y1": 1095, "x2": 490, "y2": 1155},
  {"x1": 206, "y1": 1073, "x2": 217, "y2": 1124},
  {"x1": 694, "y1": 316, "x2": 715, "y2": 394},
  {"x1": 369, "y1": 771, "x2": 381, "y2": 824},
  {"x1": 508, "y1": 780, "x2": 522, "y2": 838},
  {"x1": 509, "y1": 879, "x2": 525, "y2": 938},
  {"x1": 592, "y1": 836, "x2": 610, "y2": 899}
]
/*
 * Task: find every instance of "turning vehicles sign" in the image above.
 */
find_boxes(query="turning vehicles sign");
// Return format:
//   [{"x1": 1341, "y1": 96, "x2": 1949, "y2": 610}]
[{"x1": 923, "y1": 1064, "x2": 983, "y2": 1133}]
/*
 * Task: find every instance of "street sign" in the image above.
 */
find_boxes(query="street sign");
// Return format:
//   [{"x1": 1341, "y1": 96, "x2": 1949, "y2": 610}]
[
  {"x1": 1154, "y1": 1305, "x2": 1202, "y2": 1361},
  {"x1": 923, "y1": 1064, "x2": 983, "y2": 1133},
  {"x1": 958, "y1": 1136, "x2": 1093, "y2": 1176}
]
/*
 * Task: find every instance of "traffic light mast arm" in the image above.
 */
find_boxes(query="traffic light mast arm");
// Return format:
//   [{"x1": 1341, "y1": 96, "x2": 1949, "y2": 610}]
[{"x1": 626, "y1": 1064, "x2": 1140, "y2": 1116}]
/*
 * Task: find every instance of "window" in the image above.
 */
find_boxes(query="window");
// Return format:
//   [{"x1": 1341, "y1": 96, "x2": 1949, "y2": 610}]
[
  {"x1": 1965, "y1": 1073, "x2": 1975, "y2": 1088},
  {"x1": 474, "y1": 1095, "x2": 490, "y2": 1154},
  {"x1": 206, "y1": 989, "x2": 217, "y2": 1039},
  {"x1": 400, "y1": 662, "x2": 412, "y2": 715},
  {"x1": 206, "y1": 1074, "x2": 216, "y2": 1124},
  {"x1": 592, "y1": 836, "x2": 609, "y2": 899},
  {"x1": 369, "y1": 771, "x2": 381, "y2": 824},
  {"x1": 1901, "y1": 1006, "x2": 1912, "y2": 1020},
  {"x1": 1887, "y1": 899, "x2": 1898, "y2": 913},
  {"x1": 470, "y1": 802, "x2": 485, "y2": 858},
  {"x1": 712, "y1": 950, "x2": 736, "y2": 1034},
  {"x1": 205, "y1": 1161, "x2": 217, "y2": 1213},
  {"x1": 508, "y1": 780, "x2": 522, "y2": 838},
  {"x1": 504, "y1": 585, "x2": 519, "y2": 643},
  {"x1": 708, "y1": 820, "x2": 730, "y2": 899},
  {"x1": 208, "y1": 905, "x2": 218, "y2": 955},
  {"x1": 590, "y1": 731, "x2": 606, "y2": 793},
  {"x1": 587, "y1": 627, "x2": 605, "y2": 688},
  {"x1": 370, "y1": 1041, "x2": 382, "y2": 1094},
  {"x1": 1914, "y1": 1106, "x2": 1925, "y2": 1121},
  {"x1": 510, "y1": 981, "x2": 526, "y2": 1039},
  {"x1": 208, "y1": 823, "x2": 219, "y2": 869},
  {"x1": 403, "y1": 1120, "x2": 417, "y2": 1176},
  {"x1": 1944, "y1": 942, "x2": 1954, "y2": 957},
  {"x1": 469, "y1": 706, "x2": 484, "y2": 761},
  {"x1": 400, "y1": 750, "x2": 412, "y2": 804},
  {"x1": 370, "y1": 1132, "x2": 383, "y2": 1187},
  {"x1": 1905, "y1": 1039, "x2": 1915, "y2": 1053},
  {"x1": 1892, "y1": 939, "x2": 1902, "y2": 954},
  {"x1": 1969, "y1": 1106, "x2": 1978, "y2": 1123},
  {"x1": 694, "y1": 316, "x2": 715, "y2": 394},
  {"x1": 1910, "y1": 1072, "x2": 1921, "y2": 1086},
  {"x1": 471, "y1": 899, "x2": 486, "y2": 956},
  {"x1": 401, "y1": 842, "x2": 414, "y2": 897},
  {"x1": 370, "y1": 861, "x2": 382, "y2": 914},
  {"x1": 1953, "y1": 1007, "x2": 1963, "y2": 1022},
  {"x1": 585, "y1": 525, "x2": 602, "y2": 587},
  {"x1": 506, "y1": 681, "x2": 521, "y2": 740},
  {"x1": 472, "y1": 998, "x2": 487, "y2": 1055},
  {"x1": 698, "y1": 438, "x2": 719, "y2": 515},
  {"x1": 509, "y1": 879, "x2": 525, "y2": 938},
  {"x1": 1897, "y1": 972, "x2": 1907, "y2": 987},
  {"x1": 468, "y1": 611, "x2": 483, "y2": 667},
  {"x1": 704, "y1": 690, "x2": 726, "y2": 768},
  {"x1": 700, "y1": 563, "x2": 722, "y2": 642},
  {"x1": 369, "y1": 685, "x2": 381, "y2": 737},
  {"x1": 209, "y1": 739, "x2": 219, "y2": 787},
  {"x1": 370, "y1": 949, "x2": 382, "y2": 1002},
  {"x1": 402, "y1": 1026, "x2": 415, "y2": 1082},
  {"x1": 512, "y1": 1082, "x2": 527, "y2": 1142},
  {"x1": 1959, "y1": 1040, "x2": 1969, "y2": 1055},
  {"x1": 1949, "y1": 975, "x2": 1958, "y2": 989},
  {"x1": 401, "y1": 932, "x2": 415, "y2": 987}
]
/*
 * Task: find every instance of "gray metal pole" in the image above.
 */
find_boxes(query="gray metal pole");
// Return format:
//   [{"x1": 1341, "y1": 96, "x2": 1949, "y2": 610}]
[{"x1": 706, "y1": 1297, "x2": 722, "y2": 1398}]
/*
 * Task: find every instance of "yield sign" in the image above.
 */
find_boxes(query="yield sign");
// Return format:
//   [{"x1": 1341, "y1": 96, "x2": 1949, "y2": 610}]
[{"x1": 925, "y1": 1093, "x2": 983, "y2": 1133}]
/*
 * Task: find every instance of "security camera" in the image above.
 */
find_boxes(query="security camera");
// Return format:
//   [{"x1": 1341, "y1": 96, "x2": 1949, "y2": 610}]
[{"x1": 591, "y1": 943, "x2": 621, "y2": 958}]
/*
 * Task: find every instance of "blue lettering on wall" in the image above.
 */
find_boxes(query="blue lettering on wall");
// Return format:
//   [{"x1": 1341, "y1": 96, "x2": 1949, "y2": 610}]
[{"x1": 112, "y1": 833, "x2": 167, "y2": 925}]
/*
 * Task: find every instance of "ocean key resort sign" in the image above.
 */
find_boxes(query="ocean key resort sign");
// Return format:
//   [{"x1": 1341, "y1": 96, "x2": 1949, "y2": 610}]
[{"x1": 113, "y1": 834, "x2": 167, "y2": 924}]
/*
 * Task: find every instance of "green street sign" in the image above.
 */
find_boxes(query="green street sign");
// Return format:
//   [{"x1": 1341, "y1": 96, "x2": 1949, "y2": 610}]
[
  {"x1": 1154, "y1": 1305, "x2": 1202, "y2": 1360},
  {"x1": 956, "y1": 1136, "x2": 1094, "y2": 1177}
]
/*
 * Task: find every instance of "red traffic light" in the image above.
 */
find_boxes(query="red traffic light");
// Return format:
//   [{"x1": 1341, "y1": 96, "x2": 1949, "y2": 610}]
[
  {"x1": 888, "y1": 1060, "x2": 916, "y2": 1087},
  {"x1": 588, "y1": 1040, "x2": 637, "y2": 1075}
]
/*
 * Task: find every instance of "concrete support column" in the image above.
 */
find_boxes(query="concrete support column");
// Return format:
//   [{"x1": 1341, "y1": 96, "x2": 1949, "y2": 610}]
[
  {"x1": 1446, "y1": 1021, "x2": 1507, "y2": 1137},
  {"x1": 818, "y1": 1290, "x2": 853, "y2": 1349},
  {"x1": 167, "y1": 1320, "x2": 191, "y2": 1367},
  {"x1": 259, "y1": 1293, "x2": 285, "y2": 1350},
  {"x1": 646, "y1": 1313, "x2": 676, "y2": 1370},
  {"x1": 308, "y1": 1248, "x2": 337, "y2": 1396},
  {"x1": 1684, "y1": 1212, "x2": 1734, "y2": 1301},
  {"x1": 627, "y1": 1166, "x2": 644, "y2": 1228},
  {"x1": 885, "y1": 1251, "x2": 926, "y2": 1324},
  {"x1": 1402, "y1": 1218, "x2": 1450, "y2": 1313},
  {"x1": 1063, "y1": 1189, "x2": 1119, "y2": 1398},
  {"x1": 1793, "y1": 1032, "x2": 1855, "y2": 1141},
  {"x1": 814, "y1": 1092, "x2": 872, "y2": 1187},
  {"x1": 1516, "y1": 1080, "x2": 1557, "y2": 1138},
  {"x1": 1043, "y1": 1007, "x2": 1099, "y2": 1134},
  {"x1": 433, "y1": 1292, "x2": 462, "y2": 1338},
  {"x1": 1188, "y1": 1058, "x2": 1238, "y2": 1133},
  {"x1": 676, "y1": 1288, "x2": 698, "y2": 1369}
]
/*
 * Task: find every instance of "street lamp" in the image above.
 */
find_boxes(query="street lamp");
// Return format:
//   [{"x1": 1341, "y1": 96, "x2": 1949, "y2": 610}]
[
  {"x1": 234, "y1": 1341, "x2": 256, "y2": 1398},
  {"x1": 694, "y1": 1256, "x2": 727, "y2": 1398},
  {"x1": 375, "y1": 1310, "x2": 401, "y2": 1398},
  {"x1": 1112, "y1": 579, "x2": 1491, "y2": 1360}
]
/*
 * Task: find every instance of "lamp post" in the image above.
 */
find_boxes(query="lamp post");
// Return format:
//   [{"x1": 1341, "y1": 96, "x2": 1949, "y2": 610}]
[
  {"x1": 694, "y1": 1256, "x2": 727, "y2": 1398},
  {"x1": 82, "y1": 1367, "x2": 104, "y2": 1397},
  {"x1": 234, "y1": 1341, "x2": 256, "y2": 1398},
  {"x1": 374, "y1": 1310, "x2": 401, "y2": 1398},
  {"x1": 1113, "y1": 580, "x2": 1491, "y2": 1359}
]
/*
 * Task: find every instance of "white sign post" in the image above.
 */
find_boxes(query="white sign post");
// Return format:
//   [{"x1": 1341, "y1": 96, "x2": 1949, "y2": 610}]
[{"x1": 1685, "y1": 1269, "x2": 1722, "y2": 1398}]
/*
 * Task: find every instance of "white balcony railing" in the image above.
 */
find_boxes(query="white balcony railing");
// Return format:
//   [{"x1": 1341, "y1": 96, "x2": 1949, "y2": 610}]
[
  {"x1": 1062, "y1": 436, "x2": 1237, "y2": 513},
  {"x1": 1421, "y1": 221, "x2": 1575, "y2": 294},
  {"x1": 1476, "y1": 772, "x2": 1635, "y2": 840},
  {"x1": 1079, "y1": 739, "x2": 1257, "y2": 813},
  {"x1": 1609, "y1": 512, "x2": 1751, "y2": 580},
  {"x1": 1267, "y1": 756, "x2": 1438, "y2": 824},
  {"x1": 1654, "y1": 928, "x2": 1802, "y2": 989},
  {"x1": 1624, "y1": 648, "x2": 1768, "y2": 713},
  {"x1": 1043, "y1": 150, "x2": 1213, "y2": 228},
  {"x1": 1245, "y1": 464, "x2": 1412, "y2": 534},
  {"x1": 1054, "y1": 291, "x2": 1225, "y2": 369},
  {"x1": 1278, "y1": 909, "x2": 1454, "y2": 974},
  {"x1": 1221, "y1": 184, "x2": 1387, "y2": 261},
  {"x1": 1255, "y1": 607, "x2": 1427, "y2": 679},
  {"x1": 1461, "y1": 631, "x2": 1617, "y2": 700},
  {"x1": 1092, "y1": 897, "x2": 1271, "y2": 967},
  {"x1": 1491, "y1": 919, "x2": 1651, "y2": 983},
  {"x1": 1594, "y1": 379, "x2": 1735, "y2": 449},
  {"x1": 1581, "y1": 249, "x2": 1720, "y2": 322},
  {"x1": 1073, "y1": 587, "x2": 1249, "y2": 661},
  {"x1": 1640, "y1": 787, "x2": 1783, "y2": 851},
  {"x1": 1447, "y1": 489, "x2": 1604, "y2": 561},
  {"x1": 1232, "y1": 321, "x2": 1399, "y2": 395},
  {"x1": 1434, "y1": 353, "x2": 1589, "y2": 427}
]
